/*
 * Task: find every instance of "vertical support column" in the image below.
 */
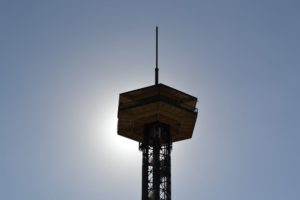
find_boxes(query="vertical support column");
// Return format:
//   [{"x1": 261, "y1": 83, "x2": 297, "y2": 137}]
[
  {"x1": 141, "y1": 126, "x2": 149, "y2": 200},
  {"x1": 165, "y1": 134, "x2": 172, "y2": 200},
  {"x1": 153, "y1": 126, "x2": 161, "y2": 200},
  {"x1": 160, "y1": 127, "x2": 172, "y2": 200},
  {"x1": 140, "y1": 122, "x2": 172, "y2": 200}
]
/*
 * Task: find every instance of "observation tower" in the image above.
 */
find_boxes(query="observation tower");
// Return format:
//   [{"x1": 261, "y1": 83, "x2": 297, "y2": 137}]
[{"x1": 117, "y1": 27, "x2": 198, "y2": 200}]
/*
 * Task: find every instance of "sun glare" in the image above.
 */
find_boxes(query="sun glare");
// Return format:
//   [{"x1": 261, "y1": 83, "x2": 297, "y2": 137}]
[{"x1": 94, "y1": 100, "x2": 139, "y2": 165}]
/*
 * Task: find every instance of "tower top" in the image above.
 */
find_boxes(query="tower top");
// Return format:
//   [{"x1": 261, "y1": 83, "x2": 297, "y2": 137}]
[{"x1": 117, "y1": 27, "x2": 198, "y2": 143}]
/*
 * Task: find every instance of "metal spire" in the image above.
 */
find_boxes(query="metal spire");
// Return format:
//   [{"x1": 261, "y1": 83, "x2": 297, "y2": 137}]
[{"x1": 155, "y1": 26, "x2": 159, "y2": 85}]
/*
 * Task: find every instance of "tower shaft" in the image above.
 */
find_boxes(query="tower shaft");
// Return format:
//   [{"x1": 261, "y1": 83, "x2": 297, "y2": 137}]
[{"x1": 140, "y1": 122, "x2": 172, "y2": 200}]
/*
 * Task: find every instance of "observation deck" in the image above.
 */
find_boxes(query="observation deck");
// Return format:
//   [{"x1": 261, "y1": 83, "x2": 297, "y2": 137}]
[{"x1": 117, "y1": 83, "x2": 198, "y2": 142}]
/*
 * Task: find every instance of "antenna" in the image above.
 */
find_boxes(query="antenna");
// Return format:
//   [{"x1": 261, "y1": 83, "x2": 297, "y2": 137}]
[{"x1": 155, "y1": 26, "x2": 159, "y2": 85}]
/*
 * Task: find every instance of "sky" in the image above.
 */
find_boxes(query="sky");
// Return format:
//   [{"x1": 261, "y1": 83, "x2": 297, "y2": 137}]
[{"x1": 1, "y1": 0, "x2": 299, "y2": 199}]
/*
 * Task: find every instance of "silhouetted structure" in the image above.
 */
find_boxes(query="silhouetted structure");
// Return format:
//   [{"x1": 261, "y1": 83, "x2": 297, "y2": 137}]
[{"x1": 117, "y1": 27, "x2": 198, "y2": 200}]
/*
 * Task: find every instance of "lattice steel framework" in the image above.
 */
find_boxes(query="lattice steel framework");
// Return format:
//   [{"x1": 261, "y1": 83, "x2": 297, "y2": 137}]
[{"x1": 140, "y1": 122, "x2": 172, "y2": 200}]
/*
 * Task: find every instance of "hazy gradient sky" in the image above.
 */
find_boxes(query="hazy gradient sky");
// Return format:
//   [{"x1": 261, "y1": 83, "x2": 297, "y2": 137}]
[{"x1": 1, "y1": 0, "x2": 299, "y2": 199}]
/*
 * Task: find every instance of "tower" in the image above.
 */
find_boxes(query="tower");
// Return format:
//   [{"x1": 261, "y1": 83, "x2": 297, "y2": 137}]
[{"x1": 117, "y1": 27, "x2": 198, "y2": 200}]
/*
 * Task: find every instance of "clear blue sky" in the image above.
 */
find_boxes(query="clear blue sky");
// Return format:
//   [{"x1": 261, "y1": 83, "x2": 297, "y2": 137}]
[{"x1": 1, "y1": 0, "x2": 299, "y2": 199}]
